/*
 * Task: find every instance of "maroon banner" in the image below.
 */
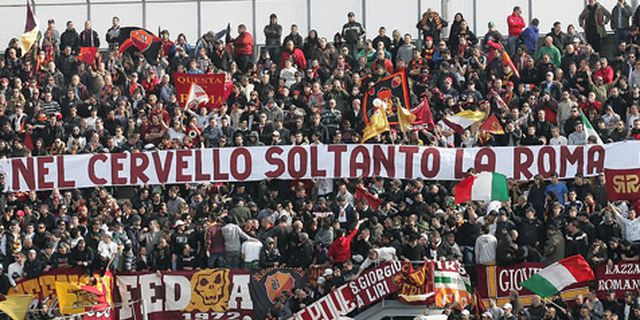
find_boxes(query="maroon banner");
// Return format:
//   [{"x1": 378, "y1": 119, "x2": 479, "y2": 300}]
[
  {"x1": 115, "y1": 269, "x2": 252, "y2": 320},
  {"x1": 605, "y1": 168, "x2": 640, "y2": 201},
  {"x1": 475, "y1": 262, "x2": 589, "y2": 306},
  {"x1": 173, "y1": 72, "x2": 226, "y2": 109},
  {"x1": 294, "y1": 261, "x2": 403, "y2": 320},
  {"x1": 594, "y1": 262, "x2": 640, "y2": 299}
]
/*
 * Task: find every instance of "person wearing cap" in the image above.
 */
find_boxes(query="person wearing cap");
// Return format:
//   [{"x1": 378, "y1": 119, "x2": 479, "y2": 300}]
[
  {"x1": 264, "y1": 13, "x2": 283, "y2": 60},
  {"x1": 258, "y1": 237, "x2": 280, "y2": 268},
  {"x1": 341, "y1": 12, "x2": 366, "y2": 59},
  {"x1": 501, "y1": 303, "x2": 517, "y2": 320},
  {"x1": 23, "y1": 249, "x2": 44, "y2": 279}
]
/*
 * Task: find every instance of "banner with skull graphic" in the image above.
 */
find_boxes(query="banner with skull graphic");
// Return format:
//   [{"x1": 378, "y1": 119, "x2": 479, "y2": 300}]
[{"x1": 115, "y1": 269, "x2": 253, "y2": 320}]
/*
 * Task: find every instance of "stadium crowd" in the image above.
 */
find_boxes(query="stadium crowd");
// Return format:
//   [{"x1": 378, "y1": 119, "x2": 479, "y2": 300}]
[{"x1": 1, "y1": 0, "x2": 640, "y2": 319}]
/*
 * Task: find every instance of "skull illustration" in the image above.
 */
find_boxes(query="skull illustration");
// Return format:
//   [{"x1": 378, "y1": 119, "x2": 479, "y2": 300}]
[{"x1": 186, "y1": 269, "x2": 230, "y2": 312}]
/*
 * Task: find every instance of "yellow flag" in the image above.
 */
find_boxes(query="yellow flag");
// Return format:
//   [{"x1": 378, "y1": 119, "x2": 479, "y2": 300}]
[
  {"x1": 362, "y1": 99, "x2": 391, "y2": 142},
  {"x1": 56, "y1": 281, "x2": 99, "y2": 315},
  {"x1": 0, "y1": 295, "x2": 33, "y2": 320},
  {"x1": 397, "y1": 104, "x2": 416, "y2": 133}
]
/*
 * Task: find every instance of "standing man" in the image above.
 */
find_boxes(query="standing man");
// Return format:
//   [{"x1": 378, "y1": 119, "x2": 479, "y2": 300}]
[
  {"x1": 59, "y1": 21, "x2": 80, "y2": 52},
  {"x1": 579, "y1": 0, "x2": 611, "y2": 52},
  {"x1": 105, "y1": 16, "x2": 120, "y2": 51},
  {"x1": 79, "y1": 20, "x2": 100, "y2": 48},
  {"x1": 342, "y1": 12, "x2": 366, "y2": 59},
  {"x1": 232, "y1": 24, "x2": 254, "y2": 73},
  {"x1": 264, "y1": 13, "x2": 282, "y2": 61},
  {"x1": 507, "y1": 6, "x2": 526, "y2": 56},
  {"x1": 611, "y1": 0, "x2": 633, "y2": 46}
]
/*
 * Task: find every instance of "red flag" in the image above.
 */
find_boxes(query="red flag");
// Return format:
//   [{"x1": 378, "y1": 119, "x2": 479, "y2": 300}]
[
  {"x1": 77, "y1": 47, "x2": 98, "y2": 65},
  {"x1": 411, "y1": 97, "x2": 435, "y2": 130},
  {"x1": 502, "y1": 51, "x2": 520, "y2": 78},
  {"x1": 479, "y1": 114, "x2": 504, "y2": 135},
  {"x1": 355, "y1": 186, "x2": 384, "y2": 210},
  {"x1": 472, "y1": 288, "x2": 487, "y2": 314}
]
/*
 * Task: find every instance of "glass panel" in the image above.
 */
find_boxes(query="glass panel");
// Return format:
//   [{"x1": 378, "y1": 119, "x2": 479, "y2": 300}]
[
  {"x1": 201, "y1": 1, "x2": 253, "y2": 46},
  {"x1": 90, "y1": 3, "x2": 143, "y2": 48},
  {"x1": 476, "y1": 0, "x2": 529, "y2": 38},
  {"x1": 533, "y1": 0, "x2": 583, "y2": 34},
  {"x1": 255, "y1": 0, "x2": 308, "y2": 45},
  {"x1": 367, "y1": 0, "x2": 420, "y2": 39},
  {"x1": 147, "y1": 2, "x2": 198, "y2": 44},
  {"x1": 310, "y1": 0, "x2": 362, "y2": 42}
]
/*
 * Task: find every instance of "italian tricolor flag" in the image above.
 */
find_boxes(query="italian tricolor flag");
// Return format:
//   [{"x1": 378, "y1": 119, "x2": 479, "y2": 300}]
[
  {"x1": 454, "y1": 172, "x2": 508, "y2": 204},
  {"x1": 579, "y1": 109, "x2": 603, "y2": 144},
  {"x1": 521, "y1": 255, "x2": 595, "y2": 297}
]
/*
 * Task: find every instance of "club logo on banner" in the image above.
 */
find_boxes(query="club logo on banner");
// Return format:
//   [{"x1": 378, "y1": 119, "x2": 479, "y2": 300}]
[
  {"x1": 605, "y1": 168, "x2": 640, "y2": 201},
  {"x1": 363, "y1": 71, "x2": 411, "y2": 125},
  {"x1": 172, "y1": 72, "x2": 227, "y2": 109},
  {"x1": 475, "y1": 262, "x2": 589, "y2": 306},
  {"x1": 10, "y1": 268, "x2": 114, "y2": 320},
  {"x1": 251, "y1": 267, "x2": 307, "y2": 319},
  {"x1": 294, "y1": 261, "x2": 403, "y2": 320},
  {"x1": 116, "y1": 269, "x2": 252, "y2": 320}
]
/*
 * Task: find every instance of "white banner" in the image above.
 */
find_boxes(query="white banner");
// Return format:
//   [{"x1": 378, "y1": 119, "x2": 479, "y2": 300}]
[{"x1": 1, "y1": 142, "x2": 639, "y2": 192}]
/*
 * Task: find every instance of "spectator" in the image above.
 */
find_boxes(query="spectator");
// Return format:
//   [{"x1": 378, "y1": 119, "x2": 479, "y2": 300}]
[
  {"x1": 520, "y1": 19, "x2": 540, "y2": 54},
  {"x1": 79, "y1": 20, "x2": 100, "y2": 48},
  {"x1": 611, "y1": 0, "x2": 633, "y2": 46},
  {"x1": 579, "y1": 0, "x2": 612, "y2": 52},
  {"x1": 507, "y1": 6, "x2": 527, "y2": 55},
  {"x1": 59, "y1": 21, "x2": 79, "y2": 52},
  {"x1": 264, "y1": 13, "x2": 283, "y2": 60},
  {"x1": 342, "y1": 12, "x2": 366, "y2": 59}
]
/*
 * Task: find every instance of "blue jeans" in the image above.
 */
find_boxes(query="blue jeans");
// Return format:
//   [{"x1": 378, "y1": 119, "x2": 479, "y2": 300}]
[
  {"x1": 224, "y1": 251, "x2": 241, "y2": 269},
  {"x1": 208, "y1": 253, "x2": 225, "y2": 268},
  {"x1": 615, "y1": 28, "x2": 629, "y2": 46}
]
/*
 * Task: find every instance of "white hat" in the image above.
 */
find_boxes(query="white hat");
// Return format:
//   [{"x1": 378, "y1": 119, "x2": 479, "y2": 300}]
[
  {"x1": 323, "y1": 268, "x2": 333, "y2": 277},
  {"x1": 503, "y1": 303, "x2": 513, "y2": 310},
  {"x1": 317, "y1": 276, "x2": 326, "y2": 284},
  {"x1": 175, "y1": 220, "x2": 186, "y2": 227},
  {"x1": 461, "y1": 310, "x2": 470, "y2": 316}
]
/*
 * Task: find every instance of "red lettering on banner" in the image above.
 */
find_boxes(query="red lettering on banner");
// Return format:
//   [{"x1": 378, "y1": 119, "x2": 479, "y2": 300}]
[
  {"x1": 36, "y1": 156, "x2": 54, "y2": 190},
  {"x1": 587, "y1": 145, "x2": 605, "y2": 175},
  {"x1": 514, "y1": 147, "x2": 534, "y2": 180},
  {"x1": 194, "y1": 149, "x2": 210, "y2": 181},
  {"x1": 372, "y1": 145, "x2": 395, "y2": 177},
  {"x1": 265, "y1": 147, "x2": 285, "y2": 178},
  {"x1": 350, "y1": 146, "x2": 371, "y2": 177},
  {"x1": 560, "y1": 146, "x2": 583, "y2": 177},
  {"x1": 111, "y1": 153, "x2": 128, "y2": 185},
  {"x1": 130, "y1": 153, "x2": 150, "y2": 184},
  {"x1": 475, "y1": 148, "x2": 496, "y2": 172},
  {"x1": 212, "y1": 149, "x2": 229, "y2": 180},
  {"x1": 328, "y1": 145, "x2": 347, "y2": 176},
  {"x1": 152, "y1": 152, "x2": 173, "y2": 184},
  {"x1": 230, "y1": 148, "x2": 251, "y2": 180},
  {"x1": 88, "y1": 154, "x2": 108, "y2": 185},
  {"x1": 288, "y1": 146, "x2": 307, "y2": 179},
  {"x1": 310, "y1": 145, "x2": 326, "y2": 177},
  {"x1": 56, "y1": 156, "x2": 75, "y2": 188},
  {"x1": 454, "y1": 149, "x2": 465, "y2": 179},
  {"x1": 399, "y1": 146, "x2": 418, "y2": 179},
  {"x1": 538, "y1": 146, "x2": 556, "y2": 178},
  {"x1": 421, "y1": 148, "x2": 440, "y2": 178},
  {"x1": 175, "y1": 149, "x2": 192, "y2": 182},
  {"x1": 11, "y1": 158, "x2": 35, "y2": 191}
]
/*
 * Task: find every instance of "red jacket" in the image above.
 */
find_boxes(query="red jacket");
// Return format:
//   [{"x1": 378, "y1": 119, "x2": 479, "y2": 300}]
[
  {"x1": 233, "y1": 32, "x2": 254, "y2": 56},
  {"x1": 507, "y1": 13, "x2": 526, "y2": 37},
  {"x1": 593, "y1": 66, "x2": 614, "y2": 84},
  {"x1": 280, "y1": 48, "x2": 307, "y2": 70},
  {"x1": 372, "y1": 58, "x2": 394, "y2": 74},
  {"x1": 327, "y1": 227, "x2": 359, "y2": 263}
]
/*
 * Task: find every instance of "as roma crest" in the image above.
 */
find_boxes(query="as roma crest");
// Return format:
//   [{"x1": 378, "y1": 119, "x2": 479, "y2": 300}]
[
  {"x1": 265, "y1": 271, "x2": 295, "y2": 303},
  {"x1": 131, "y1": 29, "x2": 153, "y2": 52}
]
